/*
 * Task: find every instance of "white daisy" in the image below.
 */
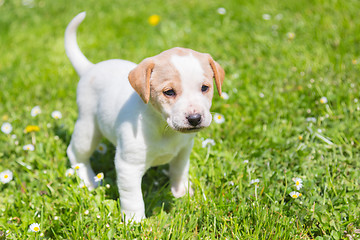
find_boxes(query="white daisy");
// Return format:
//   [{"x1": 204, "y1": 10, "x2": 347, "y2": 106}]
[
  {"x1": 65, "y1": 168, "x2": 75, "y2": 177},
  {"x1": 1, "y1": 122, "x2": 12, "y2": 134},
  {"x1": 79, "y1": 181, "x2": 87, "y2": 189},
  {"x1": 289, "y1": 191, "x2": 302, "y2": 199},
  {"x1": 23, "y1": 144, "x2": 35, "y2": 151},
  {"x1": 320, "y1": 97, "x2": 328, "y2": 104},
  {"x1": 96, "y1": 143, "x2": 107, "y2": 154},
  {"x1": 306, "y1": 117, "x2": 316, "y2": 123},
  {"x1": 250, "y1": 179, "x2": 260, "y2": 184},
  {"x1": 217, "y1": 7, "x2": 226, "y2": 15},
  {"x1": 94, "y1": 172, "x2": 104, "y2": 182},
  {"x1": 220, "y1": 92, "x2": 229, "y2": 100},
  {"x1": 22, "y1": 0, "x2": 34, "y2": 8},
  {"x1": 30, "y1": 106, "x2": 41, "y2": 117},
  {"x1": 0, "y1": 170, "x2": 13, "y2": 184},
  {"x1": 275, "y1": 13, "x2": 283, "y2": 21},
  {"x1": 29, "y1": 223, "x2": 40, "y2": 232},
  {"x1": 202, "y1": 138, "x2": 215, "y2": 148},
  {"x1": 262, "y1": 14, "x2": 271, "y2": 20},
  {"x1": 293, "y1": 177, "x2": 303, "y2": 190},
  {"x1": 73, "y1": 163, "x2": 85, "y2": 171},
  {"x1": 51, "y1": 110, "x2": 62, "y2": 119},
  {"x1": 213, "y1": 113, "x2": 225, "y2": 124}
]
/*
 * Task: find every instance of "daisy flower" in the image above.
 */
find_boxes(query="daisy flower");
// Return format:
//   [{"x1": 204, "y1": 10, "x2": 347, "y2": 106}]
[
  {"x1": 73, "y1": 163, "x2": 85, "y2": 171},
  {"x1": 79, "y1": 182, "x2": 87, "y2": 189},
  {"x1": 217, "y1": 7, "x2": 226, "y2": 15},
  {"x1": 23, "y1": 144, "x2": 35, "y2": 151},
  {"x1": 293, "y1": 177, "x2": 303, "y2": 190},
  {"x1": 148, "y1": 14, "x2": 160, "y2": 26},
  {"x1": 320, "y1": 97, "x2": 328, "y2": 104},
  {"x1": 287, "y1": 32, "x2": 296, "y2": 40},
  {"x1": 262, "y1": 14, "x2": 271, "y2": 20},
  {"x1": 51, "y1": 110, "x2": 62, "y2": 119},
  {"x1": 29, "y1": 223, "x2": 40, "y2": 232},
  {"x1": 289, "y1": 191, "x2": 302, "y2": 199},
  {"x1": 31, "y1": 106, "x2": 41, "y2": 117},
  {"x1": 65, "y1": 168, "x2": 75, "y2": 177},
  {"x1": 306, "y1": 117, "x2": 316, "y2": 123},
  {"x1": 96, "y1": 143, "x2": 107, "y2": 154},
  {"x1": 94, "y1": 172, "x2": 104, "y2": 182},
  {"x1": 220, "y1": 92, "x2": 229, "y2": 100},
  {"x1": 202, "y1": 138, "x2": 215, "y2": 148},
  {"x1": 0, "y1": 170, "x2": 13, "y2": 184},
  {"x1": 1, "y1": 122, "x2": 12, "y2": 134},
  {"x1": 213, "y1": 113, "x2": 225, "y2": 124},
  {"x1": 250, "y1": 179, "x2": 260, "y2": 185},
  {"x1": 24, "y1": 125, "x2": 40, "y2": 133}
]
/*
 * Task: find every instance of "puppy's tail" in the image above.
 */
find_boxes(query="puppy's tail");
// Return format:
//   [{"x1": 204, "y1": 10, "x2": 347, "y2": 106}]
[{"x1": 65, "y1": 12, "x2": 94, "y2": 76}]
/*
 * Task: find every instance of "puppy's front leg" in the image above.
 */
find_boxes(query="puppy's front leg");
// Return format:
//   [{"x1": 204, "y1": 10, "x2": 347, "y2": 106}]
[
  {"x1": 115, "y1": 150, "x2": 147, "y2": 223},
  {"x1": 169, "y1": 141, "x2": 195, "y2": 198}
]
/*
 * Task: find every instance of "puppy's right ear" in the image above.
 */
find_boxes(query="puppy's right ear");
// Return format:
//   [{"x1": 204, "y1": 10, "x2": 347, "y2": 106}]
[{"x1": 128, "y1": 58, "x2": 155, "y2": 104}]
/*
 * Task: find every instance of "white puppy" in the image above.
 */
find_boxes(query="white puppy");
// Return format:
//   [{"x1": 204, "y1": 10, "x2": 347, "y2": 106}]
[{"x1": 65, "y1": 12, "x2": 225, "y2": 222}]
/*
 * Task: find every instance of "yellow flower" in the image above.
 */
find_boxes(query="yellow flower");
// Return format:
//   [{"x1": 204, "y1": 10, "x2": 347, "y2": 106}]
[
  {"x1": 352, "y1": 59, "x2": 358, "y2": 65},
  {"x1": 2, "y1": 115, "x2": 9, "y2": 121},
  {"x1": 298, "y1": 135, "x2": 303, "y2": 140},
  {"x1": 24, "y1": 125, "x2": 40, "y2": 133},
  {"x1": 287, "y1": 32, "x2": 295, "y2": 40},
  {"x1": 148, "y1": 14, "x2": 160, "y2": 26}
]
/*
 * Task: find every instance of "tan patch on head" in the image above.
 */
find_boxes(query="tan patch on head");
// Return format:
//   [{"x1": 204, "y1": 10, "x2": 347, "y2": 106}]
[
  {"x1": 149, "y1": 59, "x2": 183, "y2": 111},
  {"x1": 128, "y1": 47, "x2": 225, "y2": 104}
]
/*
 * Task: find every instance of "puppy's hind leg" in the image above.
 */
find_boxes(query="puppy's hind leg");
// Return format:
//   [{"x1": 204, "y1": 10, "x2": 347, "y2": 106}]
[{"x1": 67, "y1": 116, "x2": 102, "y2": 190}]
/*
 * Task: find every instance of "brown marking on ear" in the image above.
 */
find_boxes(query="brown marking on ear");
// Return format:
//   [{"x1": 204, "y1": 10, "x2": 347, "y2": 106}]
[
  {"x1": 128, "y1": 58, "x2": 155, "y2": 104},
  {"x1": 208, "y1": 57, "x2": 225, "y2": 96}
]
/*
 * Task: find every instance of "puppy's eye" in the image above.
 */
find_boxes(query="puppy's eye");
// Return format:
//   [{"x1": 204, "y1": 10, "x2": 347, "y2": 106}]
[
  {"x1": 201, "y1": 85, "x2": 209, "y2": 93},
  {"x1": 163, "y1": 89, "x2": 176, "y2": 97}
]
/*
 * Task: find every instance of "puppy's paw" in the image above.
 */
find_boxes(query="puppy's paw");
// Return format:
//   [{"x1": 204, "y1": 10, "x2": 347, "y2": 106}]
[
  {"x1": 121, "y1": 210, "x2": 146, "y2": 224},
  {"x1": 171, "y1": 181, "x2": 194, "y2": 198}
]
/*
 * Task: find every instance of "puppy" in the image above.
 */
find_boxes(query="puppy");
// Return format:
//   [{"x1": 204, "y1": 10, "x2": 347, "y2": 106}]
[{"x1": 65, "y1": 12, "x2": 225, "y2": 222}]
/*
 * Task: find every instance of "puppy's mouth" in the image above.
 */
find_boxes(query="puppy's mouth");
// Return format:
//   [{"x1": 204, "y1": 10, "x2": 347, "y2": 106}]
[{"x1": 175, "y1": 126, "x2": 205, "y2": 133}]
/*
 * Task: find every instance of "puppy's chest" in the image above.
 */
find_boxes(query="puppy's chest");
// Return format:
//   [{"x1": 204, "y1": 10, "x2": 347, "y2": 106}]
[{"x1": 147, "y1": 135, "x2": 192, "y2": 167}]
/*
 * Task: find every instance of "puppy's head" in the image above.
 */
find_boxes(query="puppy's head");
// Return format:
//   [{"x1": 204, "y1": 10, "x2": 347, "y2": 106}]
[{"x1": 128, "y1": 47, "x2": 225, "y2": 133}]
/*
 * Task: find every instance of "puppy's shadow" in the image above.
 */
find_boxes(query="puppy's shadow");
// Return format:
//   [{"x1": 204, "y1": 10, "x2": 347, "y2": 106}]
[{"x1": 89, "y1": 141, "x2": 174, "y2": 217}]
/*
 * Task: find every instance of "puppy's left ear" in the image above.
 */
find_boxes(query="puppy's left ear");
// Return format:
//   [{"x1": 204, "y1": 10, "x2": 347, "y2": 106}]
[
  {"x1": 208, "y1": 57, "x2": 225, "y2": 96},
  {"x1": 128, "y1": 58, "x2": 155, "y2": 104}
]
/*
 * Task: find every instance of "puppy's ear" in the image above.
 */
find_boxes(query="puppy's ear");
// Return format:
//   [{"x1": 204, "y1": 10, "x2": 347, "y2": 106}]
[
  {"x1": 208, "y1": 57, "x2": 225, "y2": 96},
  {"x1": 128, "y1": 58, "x2": 155, "y2": 104}
]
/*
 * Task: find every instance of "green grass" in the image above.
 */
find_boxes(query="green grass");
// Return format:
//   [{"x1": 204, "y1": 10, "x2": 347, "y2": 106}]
[{"x1": 1, "y1": 0, "x2": 360, "y2": 239}]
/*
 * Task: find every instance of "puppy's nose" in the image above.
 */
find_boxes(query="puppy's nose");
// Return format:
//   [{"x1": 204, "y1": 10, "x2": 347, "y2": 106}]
[{"x1": 187, "y1": 114, "x2": 202, "y2": 126}]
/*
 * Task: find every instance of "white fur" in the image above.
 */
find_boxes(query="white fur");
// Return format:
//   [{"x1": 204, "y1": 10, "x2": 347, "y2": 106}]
[
  {"x1": 65, "y1": 12, "x2": 214, "y2": 223},
  {"x1": 169, "y1": 54, "x2": 213, "y2": 129}
]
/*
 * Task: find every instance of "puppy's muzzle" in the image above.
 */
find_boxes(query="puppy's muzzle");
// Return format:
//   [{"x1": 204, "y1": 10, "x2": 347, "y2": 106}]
[{"x1": 187, "y1": 113, "x2": 202, "y2": 127}]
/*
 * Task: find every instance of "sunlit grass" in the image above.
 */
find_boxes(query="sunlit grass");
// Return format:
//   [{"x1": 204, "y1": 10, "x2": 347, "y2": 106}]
[{"x1": 1, "y1": 0, "x2": 360, "y2": 239}]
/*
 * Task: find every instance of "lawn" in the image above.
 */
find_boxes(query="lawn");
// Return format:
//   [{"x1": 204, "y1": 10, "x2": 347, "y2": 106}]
[{"x1": 1, "y1": 0, "x2": 360, "y2": 239}]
